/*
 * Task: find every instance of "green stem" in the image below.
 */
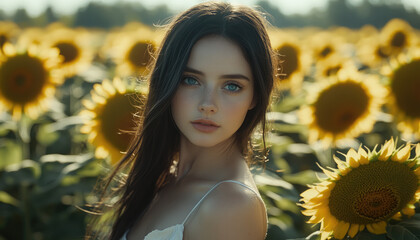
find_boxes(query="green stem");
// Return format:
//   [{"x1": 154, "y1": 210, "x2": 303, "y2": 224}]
[
  {"x1": 17, "y1": 114, "x2": 30, "y2": 160},
  {"x1": 16, "y1": 114, "x2": 32, "y2": 239},
  {"x1": 20, "y1": 184, "x2": 32, "y2": 240}
]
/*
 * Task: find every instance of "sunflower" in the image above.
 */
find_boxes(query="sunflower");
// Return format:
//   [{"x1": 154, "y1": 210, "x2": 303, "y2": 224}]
[
  {"x1": 315, "y1": 54, "x2": 354, "y2": 80},
  {"x1": 354, "y1": 25, "x2": 384, "y2": 68},
  {"x1": 0, "y1": 43, "x2": 63, "y2": 119},
  {"x1": 382, "y1": 49, "x2": 420, "y2": 139},
  {"x1": 356, "y1": 35, "x2": 391, "y2": 69},
  {"x1": 79, "y1": 77, "x2": 147, "y2": 165},
  {"x1": 299, "y1": 67, "x2": 386, "y2": 145},
  {"x1": 380, "y1": 18, "x2": 416, "y2": 56},
  {"x1": 16, "y1": 27, "x2": 45, "y2": 47},
  {"x1": 103, "y1": 23, "x2": 158, "y2": 77},
  {"x1": 43, "y1": 26, "x2": 94, "y2": 78},
  {"x1": 300, "y1": 138, "x2": 420, "y2": 239},
  {"x1": 306, "y1": 31, "x2": 344, "y2": 63},
  {"x1": 270, "y1": 29, "x2": 311, "y2": 94}
]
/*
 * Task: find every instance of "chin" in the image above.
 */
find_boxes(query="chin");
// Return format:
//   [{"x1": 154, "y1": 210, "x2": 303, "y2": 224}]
[
  {"x1": 185, "y1": 134, "x2": 235, "y2": 149},
  {"x1": 188, "y1": 137, "x2": 222, "y2": 148}
]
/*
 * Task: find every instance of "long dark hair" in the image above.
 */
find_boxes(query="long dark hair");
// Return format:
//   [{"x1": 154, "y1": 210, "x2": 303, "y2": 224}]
[{"x1": 87, "y1": 2, "x2": 277, "y2": 239}]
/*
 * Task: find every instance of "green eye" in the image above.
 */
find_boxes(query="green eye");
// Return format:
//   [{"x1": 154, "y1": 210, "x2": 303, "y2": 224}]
[
  {"x1": 182, "y1": 77, "x2": 199, "y2": 85},
  {"x1": 224, "y1": 83, "x2": 241, "y2": 92}
]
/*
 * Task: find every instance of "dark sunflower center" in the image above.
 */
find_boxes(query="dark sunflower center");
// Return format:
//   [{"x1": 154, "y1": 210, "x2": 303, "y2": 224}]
[
  {"x1": 320, "y1": 46, "x2": 332, "y2": 58},
  {"x1": 0, "y1": 54, "x2": 47, "y2": 104},
  {"x1": 328, "y1": 160, "x2": 418, "y2": 224},
  {"x1": 127, "y1": 41, "x2": 153, "y2": 68},
  {"x1": 276, "y1": 44, "x2": 299, "y2": 79},
  {"x1": 314, "y1": 81, "x2": 369, "y2": 133},
  {"x1": 55, "y1": 42, "x2": 79, "y2": 63},
  {"x1": 376, "y1": 46, "x2": 390, "y2": 59},
  {"x1": 15, "y1": 74, "x2": 27, "y2": 86},
  {"x1": 390, "y1": 31, "x2": 406, "y2": 48},
  {"x1": 99, "y1": 94, "x2": 136, "y2": 152},
  {"x1": 325, "y1": 65, "x2": 342, "y2": 77},
  {"x1": 0, "y1": 34, "x2": 7, "y2": 48},
  {"x1": 391, "y1": 59, "x2": 420, "y2": 118},
  {"x1": 354, "y1": 187, "x2": 400, "y2": 220}
]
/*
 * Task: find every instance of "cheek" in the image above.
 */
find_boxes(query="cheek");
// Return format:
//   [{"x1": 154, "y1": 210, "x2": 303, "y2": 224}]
[
  {"x1": 221, "y1": 93, "x2": 253, "y2": 124},
  {"x1": 171, "y1": 89, "x2": 194, "y2": 121}
]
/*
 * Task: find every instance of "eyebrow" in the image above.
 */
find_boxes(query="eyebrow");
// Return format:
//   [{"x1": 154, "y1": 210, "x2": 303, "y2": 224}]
[{"x1": 184, "y1": 66, "x2": 251, "y2": 81}]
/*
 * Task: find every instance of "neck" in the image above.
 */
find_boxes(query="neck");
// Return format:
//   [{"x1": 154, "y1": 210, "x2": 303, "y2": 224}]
[{"x1": 175, "y1": 135, "x2": 245, "y2": 182}]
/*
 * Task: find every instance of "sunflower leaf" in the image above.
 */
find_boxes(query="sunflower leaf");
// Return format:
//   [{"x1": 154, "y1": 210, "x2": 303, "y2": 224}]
[
  {"x1": 0, "y1": 191, "x2": 19, "y2": 206},
  {"x1": 390, "y1": 214, "x2": 420, "y2": 238},
  {"x1": 0, "y1": 140, "x2": 22, "y2": 170},
  {"x1": 283, "y1": 170, "x2": 318, "y2": 186},
  {"x1": 386, "y1": 224, "x2": 418, "y2": 240}
]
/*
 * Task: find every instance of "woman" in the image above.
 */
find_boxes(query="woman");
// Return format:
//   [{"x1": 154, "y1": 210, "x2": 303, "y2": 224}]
[{"x1": 88, "y1": 2, "x2": 277, "y2": 239}]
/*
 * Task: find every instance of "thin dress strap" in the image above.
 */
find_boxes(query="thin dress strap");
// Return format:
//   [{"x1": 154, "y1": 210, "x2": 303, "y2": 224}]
[{"x1": 181, "y1": 180, "x2": 261, "y2": 225}]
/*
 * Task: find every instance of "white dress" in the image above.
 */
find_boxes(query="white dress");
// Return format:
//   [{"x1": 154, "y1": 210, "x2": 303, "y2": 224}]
[{"x1": 121, "y1": 180, "x2": 264, "y2": 240}]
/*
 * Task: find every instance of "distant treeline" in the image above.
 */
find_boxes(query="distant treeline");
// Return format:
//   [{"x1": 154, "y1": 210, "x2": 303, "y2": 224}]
[{"x1": 2, "y1": 0, "x2": 420, "y2": 29}]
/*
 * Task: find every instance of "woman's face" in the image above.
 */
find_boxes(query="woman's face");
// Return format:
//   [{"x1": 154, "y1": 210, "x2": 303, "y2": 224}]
[{"x1": 171, "y1": 35, "x2": 255, "y2": 148}]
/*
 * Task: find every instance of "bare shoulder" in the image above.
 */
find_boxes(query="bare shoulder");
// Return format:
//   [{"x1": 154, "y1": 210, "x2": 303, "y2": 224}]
[{"x1": 185, "y1": 181, "x2": 267, "y2": 240}]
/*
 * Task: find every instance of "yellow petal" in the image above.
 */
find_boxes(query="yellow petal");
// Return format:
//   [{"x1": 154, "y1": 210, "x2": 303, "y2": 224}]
[
  {"x1": 321, "y1": 231, "x2": 332, "y2": 240},
  {"x1": 301, "y1": 208, "x2": 319, "y2": 216},
  {"x1": 323, "y1": 216, "x2": 339, "y2": 232},
  {"x1": 93, "y1": 84, "x2": 109, "y2": 98},
  {"x1": 392, "y1": 212, "x2": 402, "y2": 221},
  {"x1": 346, "y1": 148, "x2": 360, "y2": 168},
  {"x1": 366, "y1": 221, "x2": 387, "y2": 234},
  {"x1": 91, "y1": 92, "x2": 106, "y2": 105},
  {"x1": 401, "y1": 205, "x2": 415, "y2": 216},
  {"x1": 82, "y1": 99, "x2": 95, "y2": 110},
  {"x1": 113, "y1": 77, "x2": 126, "y2": 94},
  {"x1": 415, "y1": 143, "x2": 420, "y2": 157},
  {"x1": 301, "y1": 188, "x2": 321, "y2": 199},
  {"x1": 358, "y1": 147, "x2": 369, "y2": 165},
  {"x1": 317, "y1": 163, "x2": 340, "y2": 180},
  {"x1": 102, "y1": 79, "x2": 116, "y2": 95},
  {"x1": 95, "y1": 146, "x2": 109, "y2": 159},
  {"x1": 333, "y1": 221, "x2": 350, "y2": 239},
  {"x1": 3, "y1": 42, "x2": 16, "y2": 56},
  {"x1": 308, "y1": 213, "x2": 323, "y2": 223},
  {"x1": 415, "y1": 167, "x2": 420, "y2": 176},
  {"x1": 12, "y1": 105, "x2": 22, "y2": 120},
  {"x1": 392, "y1": 144, "x2": 411, "y2": 162},
  {"x1": 348, "y1": 224, "x2": 360, "y2": 238},
  {"x1": 379, "y1": 138, "x2": 394, "y2": 161},
  {"x1": 80, "y1": 125, "x2": 92, "y2": 134},
  {"x1": 308, "y1": 208, "x2": 329, "y2": 225},
  {"x1": 333, "y1": 155, "x2": 348, "y2": 172},
  {"x1": 340, "y1": 167, "x2": 351, "y2": 176}
]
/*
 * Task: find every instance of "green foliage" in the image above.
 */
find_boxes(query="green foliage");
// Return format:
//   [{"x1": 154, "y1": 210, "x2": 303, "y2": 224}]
[
  {"x1": 0, "y1": 74, "x2": 106, "y2": 239},
  {"x1": 0, "y1": 152, "x2": 101, "y2": 239},
  {"x1": 387, "y1": 213, "x2": 420, "y2": 239}
]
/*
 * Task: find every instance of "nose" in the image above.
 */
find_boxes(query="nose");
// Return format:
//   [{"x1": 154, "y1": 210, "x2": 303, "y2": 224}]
[{"x1": 198, "y1": 87, "x2": 218, "y2": 114}]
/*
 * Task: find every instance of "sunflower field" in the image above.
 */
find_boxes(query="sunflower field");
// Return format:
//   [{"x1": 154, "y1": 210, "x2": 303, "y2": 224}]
[{"x1": 0, "y1": 9, "x2": 420, "y2": 240}]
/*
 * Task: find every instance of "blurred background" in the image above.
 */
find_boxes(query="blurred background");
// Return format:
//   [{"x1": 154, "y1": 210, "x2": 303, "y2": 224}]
[
  {"x1": 1, "y1": 0, "x2": 420, "y2": 29},
  {"x1": 0, "y1": 0, "x2": 419, "y2": 240}
]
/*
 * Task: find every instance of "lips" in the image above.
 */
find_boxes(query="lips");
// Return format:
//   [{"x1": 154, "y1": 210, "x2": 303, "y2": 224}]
[{"x1": 191, "y1": 119, "x2": 220, "y2": 133}]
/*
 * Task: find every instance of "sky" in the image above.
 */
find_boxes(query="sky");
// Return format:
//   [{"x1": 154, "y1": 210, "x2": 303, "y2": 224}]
[{"x1": 0, "y1": 0, "x2": 419, "y2": 17}]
